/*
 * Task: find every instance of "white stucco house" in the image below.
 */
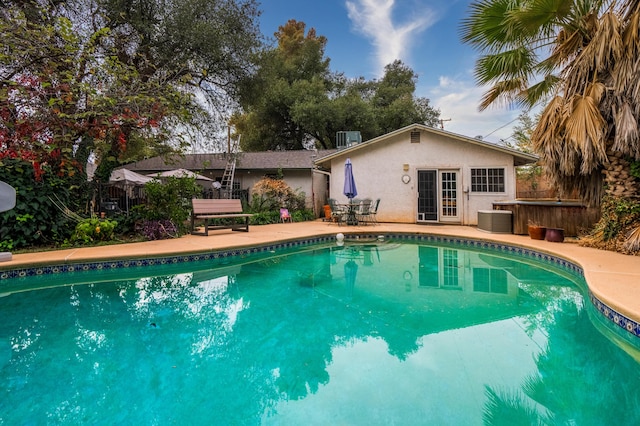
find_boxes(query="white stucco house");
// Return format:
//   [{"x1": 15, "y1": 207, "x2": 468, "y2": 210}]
[{"x1": 314, "y1": 123, "x2": 537, "y2": 225}]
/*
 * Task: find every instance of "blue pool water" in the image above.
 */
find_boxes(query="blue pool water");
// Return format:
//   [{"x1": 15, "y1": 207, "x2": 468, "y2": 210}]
[{"x1": 1, "y1": 238, "x2": 640, "y2": 425}]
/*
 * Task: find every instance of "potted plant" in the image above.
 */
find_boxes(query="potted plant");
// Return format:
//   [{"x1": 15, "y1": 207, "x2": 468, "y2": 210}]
[
  {"x1": 545, "y1": 227, "x2": 565, "y2": 242},
  {"x1": 528, "y1": 221, "x2": 547, "y2": 240}
]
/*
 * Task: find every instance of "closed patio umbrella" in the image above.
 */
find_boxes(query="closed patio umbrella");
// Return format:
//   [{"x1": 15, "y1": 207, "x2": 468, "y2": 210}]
[
  {"x1": 344, "y1": 259, "x2": 358, "y2": 299},
  {"x1": 343, "y1": 158, "x2": 357, "y2": 200}
]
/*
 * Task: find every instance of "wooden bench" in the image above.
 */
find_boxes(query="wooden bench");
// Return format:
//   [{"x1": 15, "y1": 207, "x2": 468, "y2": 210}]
[{"x1": 191, "y1": 199, "x2": 253, "y2": 236}]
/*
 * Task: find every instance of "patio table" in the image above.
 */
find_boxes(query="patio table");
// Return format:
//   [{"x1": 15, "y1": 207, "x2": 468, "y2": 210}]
[{"x1": 337, "y1": 202, "x2": 359, "y2": 225}]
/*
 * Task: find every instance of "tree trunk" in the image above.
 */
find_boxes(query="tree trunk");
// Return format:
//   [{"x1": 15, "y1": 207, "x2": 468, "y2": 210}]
[{"x1": 602, "y1": 151, "x2": 639, "y2": 199}]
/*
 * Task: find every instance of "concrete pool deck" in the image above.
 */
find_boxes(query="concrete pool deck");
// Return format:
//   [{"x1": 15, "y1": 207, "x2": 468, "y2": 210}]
[{"x1": 2, "y1": 221, "x2": 640, "y2": 331}]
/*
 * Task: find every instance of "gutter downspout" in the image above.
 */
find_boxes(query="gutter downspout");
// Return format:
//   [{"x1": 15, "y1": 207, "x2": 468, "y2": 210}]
[{"x1": 312, "y1": 169, "x2": 331, "y2": 177}]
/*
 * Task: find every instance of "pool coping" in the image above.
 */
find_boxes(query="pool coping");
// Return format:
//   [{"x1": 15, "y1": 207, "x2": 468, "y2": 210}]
[{"x1": 2, "y1": 222, "x2": 640, "y2": 343}]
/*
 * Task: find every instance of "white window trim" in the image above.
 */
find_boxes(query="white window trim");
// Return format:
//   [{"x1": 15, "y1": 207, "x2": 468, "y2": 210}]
[{"x1": 469, "y1": 166, "x2": 506, "y2": 194}]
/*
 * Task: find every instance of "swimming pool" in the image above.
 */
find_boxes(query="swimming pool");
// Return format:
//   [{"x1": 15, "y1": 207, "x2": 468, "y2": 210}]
[{"x1": 1, "y1": 236, "x2": 639, "y2": 424}]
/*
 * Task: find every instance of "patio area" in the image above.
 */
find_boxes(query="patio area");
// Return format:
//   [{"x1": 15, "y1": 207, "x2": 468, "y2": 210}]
[{"x1": 2, "y1": 221, "x2": 640, "y2": 339}]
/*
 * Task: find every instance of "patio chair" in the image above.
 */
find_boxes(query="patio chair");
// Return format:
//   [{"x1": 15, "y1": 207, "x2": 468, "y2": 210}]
[
  {"x1": 327, "y1": 198, "x2": 346, "y2": 225},
  {"x1": 280, "y1": 208, "x2": 292, "y2": 223},
  {"x1": 367, "y1": 198, "x2": 380, "y2": 225},
  {"x1": 356, "y1": 198, "x2": 372, "y2": 225}
]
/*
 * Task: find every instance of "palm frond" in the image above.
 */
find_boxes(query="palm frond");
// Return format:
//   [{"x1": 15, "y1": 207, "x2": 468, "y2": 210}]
[
  {"x1": 590, "y1": 11, "x2": 623, "y2": 74},
  {"x1": 519, "y1": 0, "x2": 574, "y2": 31},
  {"x1": 49, "y1": 195, "x2": 84, "y2": 223},
  {"x1": 621, "y1": 0, "x2": 640, "y2": 21},
  {"x1": 623, "y1": 225, "x2": 640, "y2": 252},
  {"x1": 532, "y1": 95, "x2": 566, "y2": 153},
  {"x1": 521, "y1": 73, "x2": 562, "y2": 108},
  {"x1": 585, "y1": 80, "x2": 606, "y2": 103},
  {"x1": 546, "y1": 26, "x2": 587, "y2": 70},
  {"x1": 482, "y1": 386, "x2": 541, "y2": 426},
  {"x1": 460, "y1": 0, "x2": 525, "y2": 51},
  {"x1": 612, "y1": 101, "x2": 640, "y2": 157},
  {"x1": 563, "y1": 89, "x2": 608, "y2": 173},
  {"x1": 474, "y1": 47, "x2": 537, "y2": 85},
  {"x1": 478, "y1": 78, "x2": 527, "y2": 110},
  {"x1": 613, "y1": 12, "x2": 640, "y2": 91}
]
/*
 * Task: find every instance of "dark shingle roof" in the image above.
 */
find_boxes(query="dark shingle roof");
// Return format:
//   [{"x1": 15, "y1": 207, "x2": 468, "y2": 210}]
[{"x1": 123, "y1": 150, "x2": 337, "y2": 172}]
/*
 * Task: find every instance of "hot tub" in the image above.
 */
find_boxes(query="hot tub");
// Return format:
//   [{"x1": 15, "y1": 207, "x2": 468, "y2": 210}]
[{"x1": 492, "y1": 200, "x2": 600, "y2": 236}]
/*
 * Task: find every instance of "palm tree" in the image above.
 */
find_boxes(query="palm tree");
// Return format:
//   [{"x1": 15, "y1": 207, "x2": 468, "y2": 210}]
[{"x1": 461, "y1": 0, "x2": 640, "y2": 252}]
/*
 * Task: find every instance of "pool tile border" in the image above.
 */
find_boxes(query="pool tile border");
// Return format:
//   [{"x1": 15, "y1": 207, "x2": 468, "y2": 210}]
[{"x1": 1, "y1": 232, "x2": 637, "y2": 340}]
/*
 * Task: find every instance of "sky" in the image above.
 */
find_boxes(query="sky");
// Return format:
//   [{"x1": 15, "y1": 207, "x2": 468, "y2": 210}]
[{"x1": 259, "y1": 0, "x2": 524, "y2": 145}]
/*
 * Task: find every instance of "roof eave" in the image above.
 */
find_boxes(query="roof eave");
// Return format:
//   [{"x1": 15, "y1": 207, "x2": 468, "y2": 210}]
[{"x1": 314, "y1": 123, "x2": 539, "y2": 167}]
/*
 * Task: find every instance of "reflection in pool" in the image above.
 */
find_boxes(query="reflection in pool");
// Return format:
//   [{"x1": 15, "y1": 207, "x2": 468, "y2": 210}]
[{"x1": 1, "y1": 239, "x2": 639, "y2": 425}]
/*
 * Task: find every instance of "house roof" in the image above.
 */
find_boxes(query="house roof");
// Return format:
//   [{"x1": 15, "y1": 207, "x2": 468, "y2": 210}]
[
  {"x1": 122, "y1": 149, "x2": 338, "y2": 172},
  {"x1": 314, "y1": 123, "x2": 538, "y2": 167}
]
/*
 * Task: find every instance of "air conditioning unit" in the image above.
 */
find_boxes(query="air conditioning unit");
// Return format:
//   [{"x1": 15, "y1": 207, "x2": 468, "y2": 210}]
[{"x1": 336, "y1": 131, "x2": 362, "y2": 149}]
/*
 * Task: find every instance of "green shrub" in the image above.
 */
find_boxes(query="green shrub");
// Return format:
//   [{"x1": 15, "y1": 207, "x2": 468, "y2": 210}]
[
  {"x1": 248, "y1": 177, "x2": 307, "y2": 224},
  {"x1": 114, "y1": 208, "x2": 145, "y2": 236},
  {"x1": 250, "y1": 211, "x2": 280, "y2": 225},
  {"x1": 70, "y1": 217, "x2": 118, "y2": 244},
  {"x1": 292, "y1": 209, "x2": 315, "y2": 222},
  {"x1": 142, "y1": 176, "x2": 202, "y2": 234},
  {"x1": 0, "y1": 157, "x2": 83, "y2": 249}
]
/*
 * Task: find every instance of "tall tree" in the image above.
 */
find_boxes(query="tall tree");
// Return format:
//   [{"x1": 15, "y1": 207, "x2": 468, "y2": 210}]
[
  {"x1": 372, "y1": 60, "x2": 440, "y2": 134},
  {"x1": 461, "y1": 0, "x2": 640, "y2": 252},
  {"x1": 234, "y1": 22, "x2": 440, "y2": 151},
  {"x1": 1, "y1": 0, "x2": 261, "y2": 247},
  {"x1": 1, "y1": 0, "x2": 262, "y2": 182},
  {"x1": 233, "y1": 20, "x2": 333, "y2": 151}
]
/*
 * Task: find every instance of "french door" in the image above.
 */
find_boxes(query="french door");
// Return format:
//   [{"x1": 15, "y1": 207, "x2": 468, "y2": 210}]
[{"x1": 417, "y1": 170, "x2": 460, "y2": 222}]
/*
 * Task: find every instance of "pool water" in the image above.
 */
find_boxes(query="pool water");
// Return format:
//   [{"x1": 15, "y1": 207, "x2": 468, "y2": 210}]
[{"x1": 1, "y1": 240, "x2": 640, "y2": 425}]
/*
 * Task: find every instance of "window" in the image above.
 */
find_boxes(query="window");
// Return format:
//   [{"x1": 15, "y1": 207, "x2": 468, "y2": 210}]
[
  {"x1": 472, "y1": 268, "x2": 508, "y2": 294},
  {"x1": 471, "y1": 168, "x2": 505, "y2": 192},
  {"x1": 442, "y1": 248, "x2": 459, "y2": 288},
  {"x1": 410, "y1": 131, "x2": 421, "y2": 143}
]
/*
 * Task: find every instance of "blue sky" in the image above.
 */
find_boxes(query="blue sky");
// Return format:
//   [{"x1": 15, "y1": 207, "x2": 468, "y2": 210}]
[{"x1": 259, "y1": 0, "x2": 523, "y2": 144}]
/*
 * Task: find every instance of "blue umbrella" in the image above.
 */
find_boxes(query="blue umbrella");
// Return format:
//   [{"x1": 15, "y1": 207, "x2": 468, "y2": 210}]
[
  {"x1": 343, "y1": 158, "x2": 358, "y2": 200},
  {"x1": 344, "y1": 259, "x2": 358, "y2": 299}
]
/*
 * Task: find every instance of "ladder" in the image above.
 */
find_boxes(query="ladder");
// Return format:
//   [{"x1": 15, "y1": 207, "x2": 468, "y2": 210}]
[{"x1": 220, "y1": 135, "x2": 240, "y2": 198}]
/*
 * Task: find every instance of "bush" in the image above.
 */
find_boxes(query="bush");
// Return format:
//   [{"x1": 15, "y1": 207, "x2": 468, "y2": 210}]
[
  {"x1": 0, "y1": 157, "x2": 84, "y2": 249},
  {"x1": 292, "y1": 209, "x2": 315, "y2": 222},
  {"x1": 114, "y1": 208, "x2": 145, "y2": 236},
  {"x1": 581, "y1": 196, "x2": 640, "y2": 254},
  {"x1": 142, "y1": 176, "x2": 202, "y2": 234},
  {"x1": 249, "y1": 177, "x2": 307, "y2": 224},
  {"x1": 250, "y1": 211, "x2": 280, "y2": 225},
  {"x1": 136, "y1": 219, "x2": 179, "y2": 240},
  {"x1": 69, "y1": 217, "x2": 118, "y2": 244}
]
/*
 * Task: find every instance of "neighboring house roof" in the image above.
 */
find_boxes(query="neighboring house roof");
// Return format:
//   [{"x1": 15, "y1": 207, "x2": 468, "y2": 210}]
[
  {"x1": 314, "y1": 123, "x2": 538, "y2": 167},
  {"x1": 121, "y1": 150, "x2": 338, "y2": 172}
]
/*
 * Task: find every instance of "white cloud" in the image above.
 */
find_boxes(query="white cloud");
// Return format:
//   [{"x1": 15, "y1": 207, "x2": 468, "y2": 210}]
[
  {"x1": 426, "y1": 77, "x2": 522, "y2": 143},
  {"x1": 344, "y1": 1, "x2": 525, "y2": 143},
  {"x1": 346, "y1": 0, "x2": 437, "y2": 76}
]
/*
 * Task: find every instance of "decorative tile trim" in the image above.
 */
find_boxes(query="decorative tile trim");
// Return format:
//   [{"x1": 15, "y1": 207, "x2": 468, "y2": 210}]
[
  {"x1": 0, "y1": 236, "x2": 335, "y2": 281},
  {"x1": 1, "y1": 232, "x2": 635, "y2": 340},
  {"x1": 590, "y1": 293, "x2": 640, "y2": 339}
]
